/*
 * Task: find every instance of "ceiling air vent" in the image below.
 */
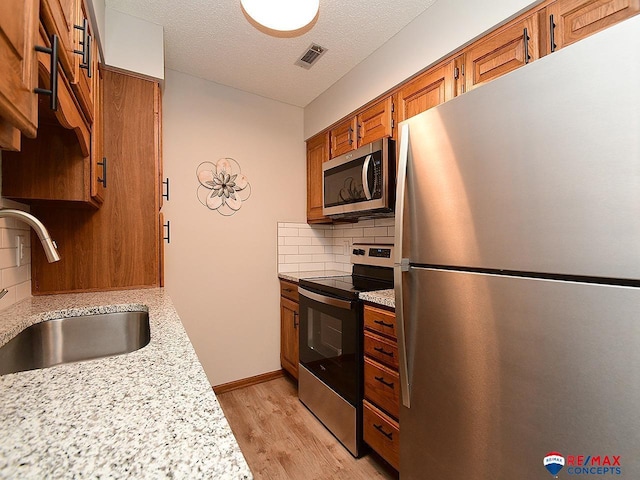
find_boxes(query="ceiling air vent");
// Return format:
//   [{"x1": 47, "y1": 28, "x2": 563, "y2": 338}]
[{"x1": 295, "y1": 44, "x2": 327, "y2": 69}]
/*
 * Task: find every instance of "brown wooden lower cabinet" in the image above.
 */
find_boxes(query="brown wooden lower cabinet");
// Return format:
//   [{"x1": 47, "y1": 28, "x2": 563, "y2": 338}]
[
  {"x1": 280, "y1": 279, "x2": 299, "y2": 379},
  {"x1": 363, "y1": 304, "x2": 399, "y2": 470},
  {"x1": 363, "y1": 399, "x2": 400, "y2": 471},
  {"x1": 29, "y1": 68, "x2": 163, "y2": 294}
]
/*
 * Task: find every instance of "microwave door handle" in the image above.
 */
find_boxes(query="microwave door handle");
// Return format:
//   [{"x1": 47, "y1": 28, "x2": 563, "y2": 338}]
[{"x1": 362, "y1": 154, "x2": 373, "y2": 200}]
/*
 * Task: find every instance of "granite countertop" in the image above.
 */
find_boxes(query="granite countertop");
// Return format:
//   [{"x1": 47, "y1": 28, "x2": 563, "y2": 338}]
[
  {"x1": 0, "y1": 289, "x2": 252, "y2": 479},
  {"x1": 359, "y1": 289, "x2": 395, "y2": 309},
  {"x1": 278, "y1": 270, "x2": 346, "y2": 283}
]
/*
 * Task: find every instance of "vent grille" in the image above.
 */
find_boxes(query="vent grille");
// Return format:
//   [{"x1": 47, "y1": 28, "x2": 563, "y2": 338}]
[{"x1": 295, "y1": 44, "x2": 327, "y2": 69}]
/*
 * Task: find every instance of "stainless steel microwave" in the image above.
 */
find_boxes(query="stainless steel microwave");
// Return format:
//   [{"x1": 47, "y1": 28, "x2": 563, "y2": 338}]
[{"x1": 322, "y1": 137, "x2": 395, "y2": 219}]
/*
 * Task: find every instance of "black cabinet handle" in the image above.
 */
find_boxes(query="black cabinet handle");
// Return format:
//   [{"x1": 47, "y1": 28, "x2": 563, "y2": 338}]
[
  {"x1": 523, "y1": 28, "x2": 531, "y2": 64},
  {"x1": 293, "y1": 311, "x2": 299, "y2": 328},
  {"x1": 374, "y1": 376, "x2": 394, "y2": 389},
  {"x1": 162, "y1": 178, "x2": 170, "y2": 201},
  {"x1": 373, "y1": 319, "x2": 394, "y2": 328},
  {"x1": 374, "y1": 346, "x2": 394, "y2": 358},
  {"x1": 163, "y1": 220, "x2": 171, "y2": 244},
  {"x1": 347, "y1": 127, "x2": 353, "y2": 145},
  {"x1": 549, "y1": 14, "x2": 557, "y2": 53},
  {"x1": 283, "y1": 287, "x2": 293, "y2": 292},
  {"x1": 74, "y1": 18, "x2": 92, "y2": 77},
  {"x1": 34, "y1": 34, "x2": 59, "y2": 111},
  {"x1": 98, "y1": 157, "x2": 107, "y2": 187},
  {"x1": 373, "y1": 424, "x2": 394, "y2": 440}
]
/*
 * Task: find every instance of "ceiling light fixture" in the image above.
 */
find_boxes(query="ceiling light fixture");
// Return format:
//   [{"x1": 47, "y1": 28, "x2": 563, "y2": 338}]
[{"x1": 240, "y1": 0, "x2": 320, "y2": 32}]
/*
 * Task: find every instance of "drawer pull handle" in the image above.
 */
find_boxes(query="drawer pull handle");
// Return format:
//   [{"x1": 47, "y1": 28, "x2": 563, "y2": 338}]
[
  {"x1": 293, "y1": 311, "x2": 299, "y2": 328},
  {"x1": 283, "y1": 288, "x2": 293, "y2": 292},
  {"x1": 375, "y1": 376, "x2": 394, "y2": 388},
  {"x1": 374, "y1": 346, "x2": 394, "y2": 357},
  {"x1": 374, "y1": 319, "x2": 394, "y2": 328},
  {"x1": 374, "y1": 424, "x2": 394, "y2": 440}
]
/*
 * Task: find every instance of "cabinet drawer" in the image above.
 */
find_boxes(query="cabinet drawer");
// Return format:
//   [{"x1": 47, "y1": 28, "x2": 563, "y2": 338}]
[
  {"x1": 279, "y1": 280, "x2": 299, "y2": 303},
  {"x1": 364, "y1": 305, "x2": 397, "y2": 339},
  {"x1": 363, "y1": 399, "x2": 399, "y2": 471},
  {"x1": 364, "y1": 330, "x2": 399, "y2": 369},
  {"x1": 364, "y1": 357, "x2": 400, "y2": 419}
]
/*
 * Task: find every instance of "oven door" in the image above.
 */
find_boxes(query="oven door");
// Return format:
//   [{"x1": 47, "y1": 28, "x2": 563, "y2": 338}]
[{"x1": 298, "y1": 287, "x2": 362, "y2": 406}]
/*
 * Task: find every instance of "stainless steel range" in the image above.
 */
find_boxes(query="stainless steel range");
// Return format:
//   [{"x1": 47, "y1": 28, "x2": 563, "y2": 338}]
[{"x1": 297, "y1": 243, "x2": 394, "y2": 457}]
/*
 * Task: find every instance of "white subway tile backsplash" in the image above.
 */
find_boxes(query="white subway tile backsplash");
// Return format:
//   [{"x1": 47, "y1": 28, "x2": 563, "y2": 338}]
[
  {"x1": 343, "y1": 228, "x2": 363, "y2": 238},
  {"x1": 0, "y1": 199, "x2": 32, "y2": 311},
  {"x1": 278, "y1": 264, "x2": 300, "y2": 273},
  {"x1": 285, "y1": 254, "x2": 313, "y2": 264},
  {"x1": 363, "y1": 226, "x2": 389, "y2": 237},
  {"x1": 277, "y1": 219, "x2": 395, "y2": 274},
  {"x1": 374, "y1": 217, "x2": 395, "y2": 227},
  {"x1": 311, "y1": 237, "x2": 333, "y2": 246},
  {"x1": 375, "y1": 236, "x2": 395, "y2": 244},
  {"x1": 278, "y1": 245, "x2": 299, "y2": 255},
  {"x1": 278, "y1": 227, "x2": 299, "y2": 237},
  {"x1": 299, "y1": 245, "x2": 325, "y2": 255},
  {"x1": 284, "y1": 237, "x2": 312, "y2": 246}
]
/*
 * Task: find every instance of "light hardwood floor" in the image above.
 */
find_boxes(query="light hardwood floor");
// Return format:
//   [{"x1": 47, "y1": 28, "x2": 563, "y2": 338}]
[{"x1": 217, "y1": 376, "x2": 399, "y2": 480}]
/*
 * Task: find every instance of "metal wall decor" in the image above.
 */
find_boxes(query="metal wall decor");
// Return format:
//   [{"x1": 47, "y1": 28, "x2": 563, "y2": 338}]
[{"x1": 196, "y1": 158, "x2": 251, "y2": 216}]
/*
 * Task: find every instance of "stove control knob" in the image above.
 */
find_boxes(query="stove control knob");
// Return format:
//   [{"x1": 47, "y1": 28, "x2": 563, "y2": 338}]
[
  {"x1": 357, "y1": 249, "x2": 366, "y2": 255},
  {"x1": 352, "y1": 248, "x2": 359, "y2": 255}
]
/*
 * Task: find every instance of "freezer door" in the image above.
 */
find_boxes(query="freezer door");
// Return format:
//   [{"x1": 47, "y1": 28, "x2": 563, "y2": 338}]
[
  {"x1": 400, "y1": 17, "x2": 640, "y2": 280},
  {"x1": 400, "y1": 267, "x2": 640, "y2": 479}
]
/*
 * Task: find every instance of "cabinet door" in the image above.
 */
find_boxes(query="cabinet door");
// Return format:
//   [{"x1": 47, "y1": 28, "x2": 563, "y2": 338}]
[
  {"x1": 329, "y1": 116, "x2": 357, "y2": 158},
  {"x1": 0, "y1": 0, "x2": 39, "y2": 142},
  {"x1": 306, "y1": 131, "x2": 330, "y2": 224},
  {"x1": 90, "y1": 65, "x2": 105, "y2": 204},
  {"x1": 71, "y1": 0, "x2": 96, "y2": 123},
  {"x1": 465, "y1": 14, "x2": 539, "y2": 92},
  {"x1": 397, "y1": 62, "x2": 454, "y2": 122},
  {"x1": 357, "y1": 96, "x2": 394, "y2": 147},
  {"x1": 547, "y1": 0, "x2": 639, "y2": 52},
  {"x1": 29, "y1": 69, "x2": 162, "y2": 294},
  {"x1": 280, "y1": 296, "x2": 299, "y2": 379},
  {"x1": 40, "y1": 0, "x2": 79, "y2": 85}
]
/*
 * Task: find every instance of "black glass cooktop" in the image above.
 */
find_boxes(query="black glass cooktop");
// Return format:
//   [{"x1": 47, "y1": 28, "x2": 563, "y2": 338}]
[{"x1": 299, "y1": 270, "x2": 393, "y2": 300}]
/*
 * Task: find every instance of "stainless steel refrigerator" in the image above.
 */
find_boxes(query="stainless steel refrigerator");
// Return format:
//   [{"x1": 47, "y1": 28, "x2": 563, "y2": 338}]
[{"x1": 393, "y1": 16, "x2": 640, "y2": 480}]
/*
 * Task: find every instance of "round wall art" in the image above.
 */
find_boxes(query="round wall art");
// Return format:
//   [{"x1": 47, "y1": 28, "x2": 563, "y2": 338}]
[{"x1": 196, "y1": 158, "x2": 251, "y2": 216}]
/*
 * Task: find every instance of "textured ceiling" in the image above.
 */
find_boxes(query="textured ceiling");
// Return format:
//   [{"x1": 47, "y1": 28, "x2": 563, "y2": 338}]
[{"x1": 105, "y1": 0, "x2": 438, "y2": 107}]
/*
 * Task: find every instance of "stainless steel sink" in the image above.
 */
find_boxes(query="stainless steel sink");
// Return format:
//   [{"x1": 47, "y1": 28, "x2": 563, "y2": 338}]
[{"x1": 0, "y1": 311, "x2": 150, "y2": 376}]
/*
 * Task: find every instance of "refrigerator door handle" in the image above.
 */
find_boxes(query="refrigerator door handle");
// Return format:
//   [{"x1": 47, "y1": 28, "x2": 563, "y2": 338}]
[
  {"x1": 394, "y1": 123, "x2": 409, "y2": 266},
  {"x1": 394, "y1": 122, "x2": 412, "y2": 408},
  {"x1": 394, "y1": 265, "x2": 411, "y2": 408}
]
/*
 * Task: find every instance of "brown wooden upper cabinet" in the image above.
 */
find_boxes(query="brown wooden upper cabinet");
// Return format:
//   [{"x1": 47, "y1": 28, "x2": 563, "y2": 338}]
[
  {"x1": 329, "y1": 96, "x2": 394, "y2": 158},
  {"x1": 70, "y1": 0, "x2": 97, "y2": 122},
  {"x1": 546, "y1": 0, "x2": 640, "y2": 52},
  {"x1": 40, "y1": 0, "x2": 80, "y2": 86},
  {"x1": 397, "y1": 62, "x2": 454, "y2": 122},
  {"x1": 0, "y1": 0, "x2": 39, "y2": 150},
  {"x1": 306, "y1": 131, "x2": 330, "y2": 223},
  {"x1": 464, "y1": 14, "x2": 540, "y2": 92}
]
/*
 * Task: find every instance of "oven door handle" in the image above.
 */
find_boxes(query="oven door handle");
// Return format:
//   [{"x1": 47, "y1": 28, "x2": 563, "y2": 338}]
[{"x1": 298, "y1": 287, "x2": 354, "y2": 310}]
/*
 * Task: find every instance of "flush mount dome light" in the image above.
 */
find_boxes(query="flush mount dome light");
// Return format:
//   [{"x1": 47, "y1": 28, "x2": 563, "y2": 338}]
[{"x1": 241, "y1": 0, "x2": 320, "y2": 31}]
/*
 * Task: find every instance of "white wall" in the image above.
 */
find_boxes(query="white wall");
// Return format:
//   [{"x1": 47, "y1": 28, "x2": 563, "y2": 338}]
[
  {"x1": 304, "y1": 0, "x2": 541, "y2": 138},
  {"x1": 105, "y1": 8, "x2": 164, "y2": 80},
  {"x1": 162, "y1": 69, "x2": 306, "y2": 386}
]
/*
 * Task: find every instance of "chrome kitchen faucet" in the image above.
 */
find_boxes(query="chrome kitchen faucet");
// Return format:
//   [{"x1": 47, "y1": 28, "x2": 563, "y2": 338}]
[{"x1": 0, "y1": 209, "x2": 60, "y2": 263}]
